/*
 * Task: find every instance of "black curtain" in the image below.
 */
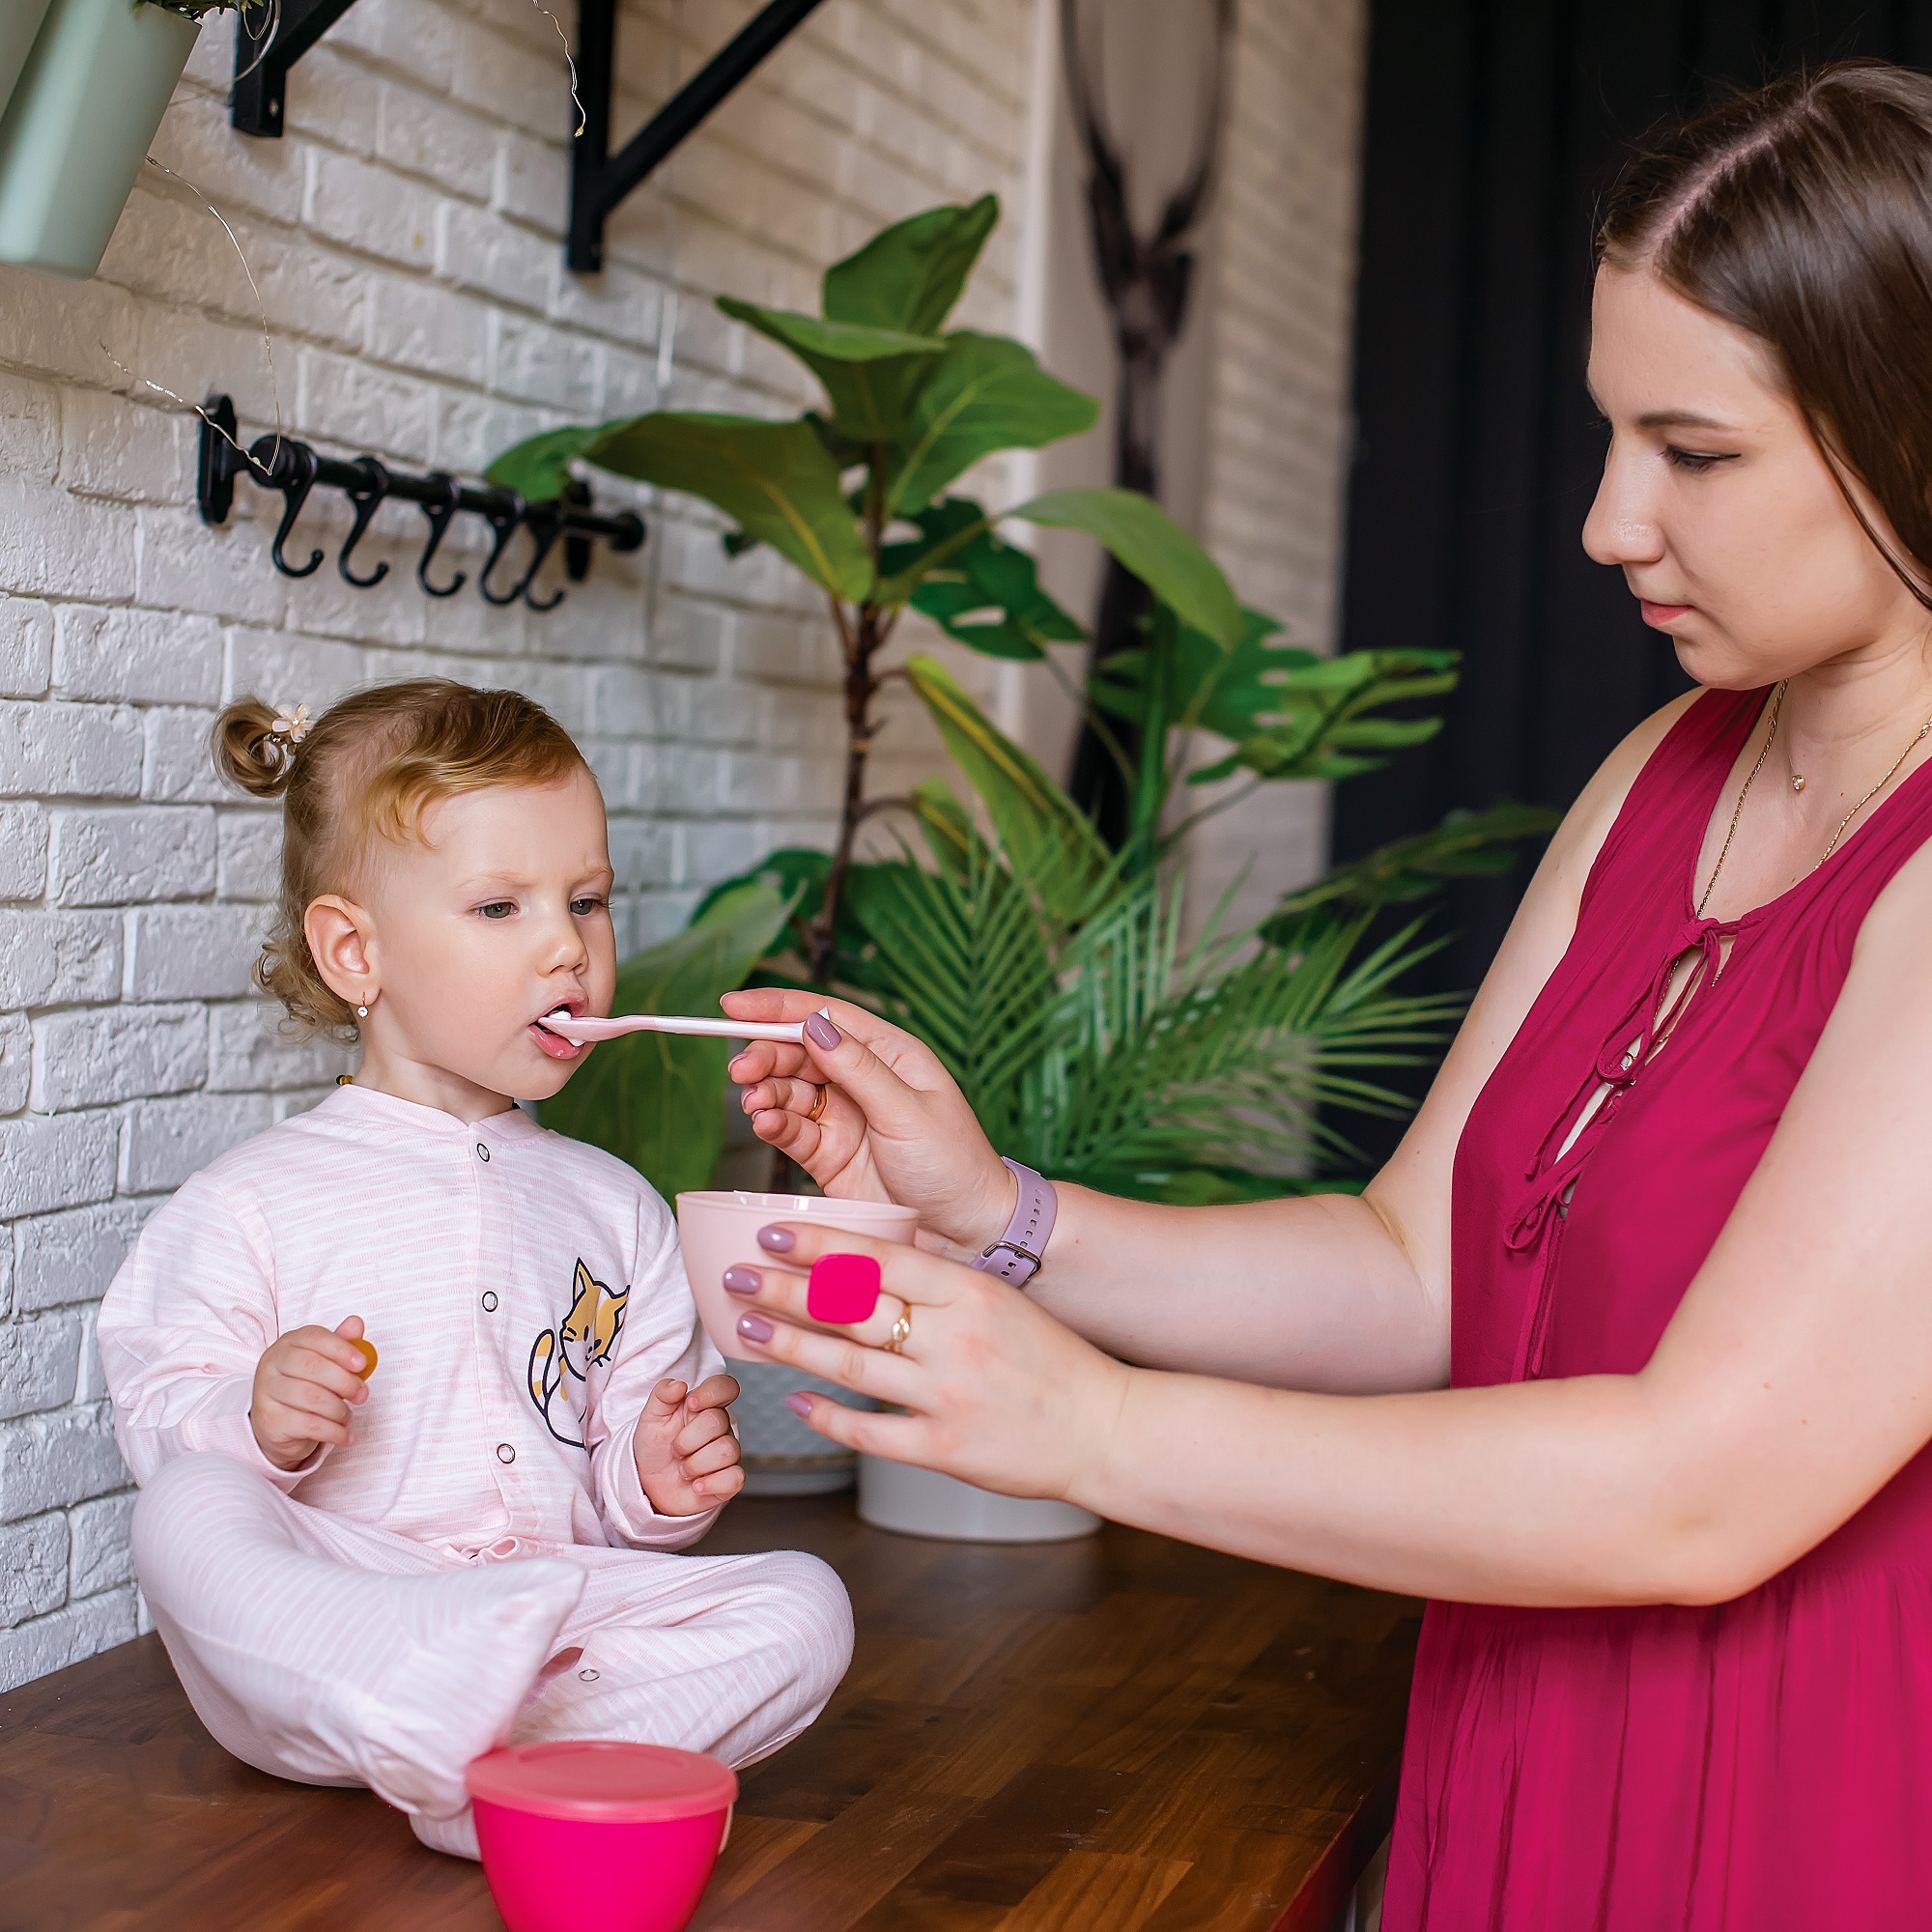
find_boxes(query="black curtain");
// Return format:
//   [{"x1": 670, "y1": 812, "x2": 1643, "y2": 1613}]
[{"x1": 1334, "y1": 0, "x2": 1932, "y2": 1009}]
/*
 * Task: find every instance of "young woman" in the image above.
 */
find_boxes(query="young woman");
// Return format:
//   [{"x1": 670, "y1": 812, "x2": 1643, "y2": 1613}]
[{"x1": 717, "y1": 63, "x2": 1932, "y2": 1927}]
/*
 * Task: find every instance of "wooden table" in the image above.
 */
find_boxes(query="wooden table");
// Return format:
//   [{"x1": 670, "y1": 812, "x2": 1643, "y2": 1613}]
[{"x1": 0, "y1": 1497, "x2": 1417, "y2": 1931}]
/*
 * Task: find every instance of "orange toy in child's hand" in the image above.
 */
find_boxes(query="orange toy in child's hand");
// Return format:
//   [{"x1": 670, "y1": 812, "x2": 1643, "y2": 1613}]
[{"x1": 350, "y1": 1338, "x2": 379, "y2": 1379}]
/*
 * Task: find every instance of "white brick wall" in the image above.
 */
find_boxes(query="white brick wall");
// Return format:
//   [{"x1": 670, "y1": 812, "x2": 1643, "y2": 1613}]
[
  {"x1": 0, "y1": 0, "x2": 1366, "y2": 1690},
  {"x1": 0, "y1": 0, "x2": 1039, "y2": 1690}
]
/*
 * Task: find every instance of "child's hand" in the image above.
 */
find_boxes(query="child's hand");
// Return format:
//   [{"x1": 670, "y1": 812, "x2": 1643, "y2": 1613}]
[
  {"x1": 633, "y1": 1375, "x2": 744, "y2": 1516},
  {"x1": 250, "y1": 1316, "x2": 372, "y2": 1471}
]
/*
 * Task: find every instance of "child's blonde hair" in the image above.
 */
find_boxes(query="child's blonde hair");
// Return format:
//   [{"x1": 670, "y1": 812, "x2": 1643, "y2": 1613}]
[{"x1": 213, "y1": 680, "x2": 588, "y2": 1039}]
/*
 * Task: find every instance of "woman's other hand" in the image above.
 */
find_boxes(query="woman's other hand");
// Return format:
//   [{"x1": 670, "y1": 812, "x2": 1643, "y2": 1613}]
[
  {"x1": 722, "y1": 990, "x2": 1015, "y2": 1259},
  {"x1": 722, "y1": 1223, "x2": 1130, "y2": 1505}
]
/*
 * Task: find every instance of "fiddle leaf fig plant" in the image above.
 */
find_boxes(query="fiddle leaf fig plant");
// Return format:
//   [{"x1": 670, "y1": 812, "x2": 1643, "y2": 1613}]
[
  {"x1": 489, "y1": 195, "x2": 1263, "y2": 979},
  {"x1": 494, "y1": 196, "x2": 1555, "y2": 1200}
]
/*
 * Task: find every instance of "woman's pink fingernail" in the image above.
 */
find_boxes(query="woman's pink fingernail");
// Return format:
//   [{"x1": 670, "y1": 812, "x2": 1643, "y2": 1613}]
[
  {"x1": 757, "y1": 1225, "x2": 795, "y2": 1252},
  {"x1": 805, "y1": 1012, "x2": 841, "y2": 1051},
  {"x1": 723, "y1": 1267, "x2": 762, "y2": 1296},
  {"x1": 736, "y1": 1313, "x2": 775, "y2": 1343},
  {"x1": 784, "y1": 1392, "x2": 812, "y2": 1418}
]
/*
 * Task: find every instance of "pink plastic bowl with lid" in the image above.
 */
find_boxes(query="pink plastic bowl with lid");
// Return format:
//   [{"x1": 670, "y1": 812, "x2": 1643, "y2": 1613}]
[{"x1": 465, "y1": 1740, "x2": 738, "y2": 1932}]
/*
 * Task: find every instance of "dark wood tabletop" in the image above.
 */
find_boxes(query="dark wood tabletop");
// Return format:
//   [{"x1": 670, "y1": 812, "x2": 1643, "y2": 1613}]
[{"x1": 0, "y1": 1495, "x2": 1417, "y2": 1932}]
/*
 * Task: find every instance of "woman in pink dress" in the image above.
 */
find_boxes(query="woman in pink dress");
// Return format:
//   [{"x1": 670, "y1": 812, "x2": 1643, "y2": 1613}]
[{"x1": 720, "y1": 62, "x2": 1932, "y2": 1926}]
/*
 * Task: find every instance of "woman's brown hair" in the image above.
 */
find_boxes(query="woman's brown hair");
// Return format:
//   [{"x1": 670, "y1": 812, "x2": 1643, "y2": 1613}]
[
  {"x1": 1600, "y1": 60, "x2": 1932, "y2": 607},
  {"x1": 213, "y1": 680, "x2": 587, "y2": 1039}
]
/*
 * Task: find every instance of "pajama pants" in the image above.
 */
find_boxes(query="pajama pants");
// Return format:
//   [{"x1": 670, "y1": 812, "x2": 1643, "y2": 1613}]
[{"x1": 131, "y1": 1453, "x2": 853, "y2": 1858}]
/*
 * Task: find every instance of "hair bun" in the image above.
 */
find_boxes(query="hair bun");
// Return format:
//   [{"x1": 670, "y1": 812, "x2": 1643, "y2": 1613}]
[{"x1": 213, "y1": 698, "x2": 301, "y2": 799}]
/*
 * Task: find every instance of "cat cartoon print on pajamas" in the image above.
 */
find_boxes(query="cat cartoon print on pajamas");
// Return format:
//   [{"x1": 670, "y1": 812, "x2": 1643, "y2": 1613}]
[{"x1": 527, "y1": 1259, "x2": 629, "y2": 1447}]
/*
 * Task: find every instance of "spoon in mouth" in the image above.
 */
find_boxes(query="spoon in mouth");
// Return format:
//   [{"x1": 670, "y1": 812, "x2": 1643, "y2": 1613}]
[{"x1": 535, "y1": 1011, "x2": 808, "y2": 1044}]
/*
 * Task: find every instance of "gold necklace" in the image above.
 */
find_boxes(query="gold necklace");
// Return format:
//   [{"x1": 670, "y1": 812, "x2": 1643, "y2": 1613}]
[{"x1": 1696, "y1": 682, "x2": 1932, "y2": 917}]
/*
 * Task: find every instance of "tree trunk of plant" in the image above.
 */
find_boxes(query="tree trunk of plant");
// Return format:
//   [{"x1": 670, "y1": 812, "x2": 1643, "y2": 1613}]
[
  {"x1": 810, "y1": 605, "x2": 880, "y2": 984},
  {"x1": 1069, "y1": 346, "x2": 1161, "y2": 845}
]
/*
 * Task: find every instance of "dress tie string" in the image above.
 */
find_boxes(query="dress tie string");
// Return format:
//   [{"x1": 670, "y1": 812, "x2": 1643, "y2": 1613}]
[{"x1": 1502, "y1": 914, "x2": 1734, "y2": 1378}]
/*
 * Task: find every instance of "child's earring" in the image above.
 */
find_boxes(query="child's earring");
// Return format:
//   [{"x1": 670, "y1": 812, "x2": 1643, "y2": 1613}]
[{"x1": 355, "y1": 1002, "x2": 371, "y2": 1018}]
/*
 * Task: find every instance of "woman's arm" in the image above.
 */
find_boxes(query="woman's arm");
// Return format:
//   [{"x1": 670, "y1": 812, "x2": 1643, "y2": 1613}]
[
  {"x1": 739, "y1": 829, "x2": 1932, "y2": 1605},
  {"x1": 725, "y1": 695, "x2": 1696, "y2": 1395}
]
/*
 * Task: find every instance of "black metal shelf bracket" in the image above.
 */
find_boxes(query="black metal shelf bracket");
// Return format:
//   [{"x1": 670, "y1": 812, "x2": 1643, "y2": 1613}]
[
  {"x1": 231, "y1": 0, "x2": 361, "y2": 138},
  {"x1": 568, "y1": 0, "x2": 828, "y2": 271},
  {"x1": 229, "y1": 0, "x2": 830, "y2": 274},
  {"x1": 195, "y1": 395, "x2": 645, "y2": 611}
]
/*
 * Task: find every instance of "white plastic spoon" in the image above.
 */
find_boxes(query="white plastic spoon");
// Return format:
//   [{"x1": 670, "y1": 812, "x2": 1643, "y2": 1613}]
[{"x1": 535, "y1": 1012, "x2": 807, "y2": 1044}]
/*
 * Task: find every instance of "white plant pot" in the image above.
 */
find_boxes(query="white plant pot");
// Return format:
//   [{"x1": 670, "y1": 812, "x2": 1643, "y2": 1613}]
[
  {"x1": 0, "y1": 0, "x2": 55, "y2": 122},
  {"x1": 858, "y1": 1455, "x2": 1100, "y2": 1544},
  {"x1": 0, "y1": 0, "x2": 199, "y2": 279}
]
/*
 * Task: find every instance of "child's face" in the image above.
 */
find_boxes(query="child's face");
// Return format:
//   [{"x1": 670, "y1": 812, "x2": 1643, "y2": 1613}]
[{"x1": 325, "y1": 770, "x2": 617, "y2": 1111}]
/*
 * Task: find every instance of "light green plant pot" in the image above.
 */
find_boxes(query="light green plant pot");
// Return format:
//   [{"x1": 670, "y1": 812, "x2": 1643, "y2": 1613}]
[
  {"x1": 0, "y1": 0, "x2": 198, "y2": 278},
  {"x1": 0, "y1": 0, "x2": 56, "y2": 123}
]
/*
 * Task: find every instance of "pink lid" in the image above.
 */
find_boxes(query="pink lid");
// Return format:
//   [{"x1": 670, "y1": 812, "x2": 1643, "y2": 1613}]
[{"x1": 465, "y1": 1742, "x2": 737, "y2": 1823}]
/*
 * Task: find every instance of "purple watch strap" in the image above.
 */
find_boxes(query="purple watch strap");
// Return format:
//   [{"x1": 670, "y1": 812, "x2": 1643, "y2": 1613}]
[{"x1": 970, "y1": 1157, "x2": 1056, "y2": 1286}]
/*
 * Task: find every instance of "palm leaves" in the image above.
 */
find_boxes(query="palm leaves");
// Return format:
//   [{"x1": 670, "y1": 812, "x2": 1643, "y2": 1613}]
[{"x1": 803, "y1": 670, "x2": 1470, "y2": 1203}]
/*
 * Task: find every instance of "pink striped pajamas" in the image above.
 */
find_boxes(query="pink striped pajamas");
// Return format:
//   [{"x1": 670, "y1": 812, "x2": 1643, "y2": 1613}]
[{"x1": 98, "y1": 1085, "x2": 852, "y2": 1856}]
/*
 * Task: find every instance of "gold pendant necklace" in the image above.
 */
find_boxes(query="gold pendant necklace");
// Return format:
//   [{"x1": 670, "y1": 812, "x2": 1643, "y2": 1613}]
[{"x1": 1697, "y1": 682, "x2": 1932, "y2": 917}]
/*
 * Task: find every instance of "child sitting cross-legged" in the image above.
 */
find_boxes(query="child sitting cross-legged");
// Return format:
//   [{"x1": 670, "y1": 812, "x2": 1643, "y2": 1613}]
[{"x1": 98, "y1": 679, "x2": 852, "y2": 1858}]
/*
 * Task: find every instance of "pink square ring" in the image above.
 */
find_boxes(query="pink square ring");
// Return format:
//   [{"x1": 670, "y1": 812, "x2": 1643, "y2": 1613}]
[{"x1": 807, "y1": 1253, "x2": 882, "y2": 1325}]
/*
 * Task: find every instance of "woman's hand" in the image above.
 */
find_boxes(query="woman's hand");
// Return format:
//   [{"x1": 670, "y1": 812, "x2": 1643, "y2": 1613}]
[
  {"x1": 721, "y1": 989, "x2": 1015, "y2": 1258},
  {"x1": 721, "y1": 1221, "x2": 1132, "y2": 1504}
]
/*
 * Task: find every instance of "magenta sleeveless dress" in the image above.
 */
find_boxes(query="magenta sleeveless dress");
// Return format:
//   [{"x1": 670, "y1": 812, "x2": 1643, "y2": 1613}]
[{"x1": 1380, "y1": 689, "x2": 1932, "y2": 1929}]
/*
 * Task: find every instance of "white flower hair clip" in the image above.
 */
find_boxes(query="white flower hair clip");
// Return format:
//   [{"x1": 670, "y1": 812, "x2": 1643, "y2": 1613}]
[{"x1": 270, "y1": 703, "x2": 312, "y2": 748}]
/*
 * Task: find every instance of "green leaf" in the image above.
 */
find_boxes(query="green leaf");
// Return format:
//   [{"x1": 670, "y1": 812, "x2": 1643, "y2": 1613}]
[
  {"x1": 539, "y1": 882, "x2": 793, "y2": 1197},
  {"x1": 908, "y1": 777, "x2": 979, "y2": 878},
  {"x1": 823, "y1": 195, "x2": 1001, "y2": 335},
  {"x1": 1009, "y1": 488, "x2": 1243, "y2": 651},
  {"x1": 690, "y1": 847, "x2": 830, "y2": 930},
  {"x1": 485, "y1": 424, "x2": 613, "y2": 502},
  {"x1": 886, "y1": 335, "x2": 1099, "y2": 516},
  {"x1": 1096, "y1": 632, "x2": 1462, "y2": 791},
  {"x1": 1263, "y1": 802, "x2": 1560, "y2": 943},
  {"x1": 904, "y1": 653, "x2": 1114, "y2": 922},
  {"x1": 582, "y1": 412, "x2": 874, "y2": 602},
  {"x1": 895, "y1": 497, "x2": 1084, "y2": 661},
  {"x1": 716, "y1": 298, "x2": 948, "y2": 443}
]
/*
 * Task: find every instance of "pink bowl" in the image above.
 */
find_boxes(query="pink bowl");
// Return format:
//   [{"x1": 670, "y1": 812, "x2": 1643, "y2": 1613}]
[
  {"x1": 675, "y1": 1190, "x2": 918, "y2": 1361},
  {"x1": 466, "y1": 1741, "x2": 737, "y2": 1932}
]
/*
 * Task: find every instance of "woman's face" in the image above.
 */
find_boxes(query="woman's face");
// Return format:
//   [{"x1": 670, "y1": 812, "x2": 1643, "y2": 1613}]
[{"x1": 1582, "y1": 262, "x2": 1926, "y2": 686}]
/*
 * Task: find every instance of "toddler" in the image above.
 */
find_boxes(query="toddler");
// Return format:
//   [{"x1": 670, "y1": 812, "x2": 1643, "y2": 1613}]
[{"x1": 98, "y1": 680, "x2": 852, "y2": 1858}]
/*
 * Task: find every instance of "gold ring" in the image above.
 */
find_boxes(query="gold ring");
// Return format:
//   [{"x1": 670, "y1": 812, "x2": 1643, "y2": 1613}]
[
  {"x1": 806, "y1": 1083, "x2": 829, "y2": 1122},
  {"x1": 882, "y1": 1305, "x2": 912, "y2": 1353}
]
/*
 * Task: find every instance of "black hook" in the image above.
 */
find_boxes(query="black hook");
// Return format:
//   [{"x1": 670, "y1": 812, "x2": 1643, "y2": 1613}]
[
  {"x1": 510, "y1": 502, "x2": 569, "y2": 611},
  {"x1": 415, "y1": 474, "x2": 467, "y2": 598},
  {"x1": 338, "y1": 457, "x2": 392, "y2": 588},
  {"x1": 252, "y1": 435, "x2": 325, "y2": 579},
  {"x1": 477, "y1": 491, "x2": 528, "y2": 607}
]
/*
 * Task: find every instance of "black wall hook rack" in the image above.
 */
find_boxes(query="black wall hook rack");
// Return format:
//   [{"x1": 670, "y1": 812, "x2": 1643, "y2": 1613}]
[{"x1": 195, "y1": 394, "x2": 645, "y2": 611}]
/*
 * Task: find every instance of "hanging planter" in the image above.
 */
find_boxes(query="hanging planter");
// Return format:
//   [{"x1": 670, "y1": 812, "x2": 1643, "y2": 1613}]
[
  {"x1": 0, "y1": 0, "x2": 55, "y2": 123},
  {"x1": 0, "y1": 0, "x2": 214, "y2": 279}
]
